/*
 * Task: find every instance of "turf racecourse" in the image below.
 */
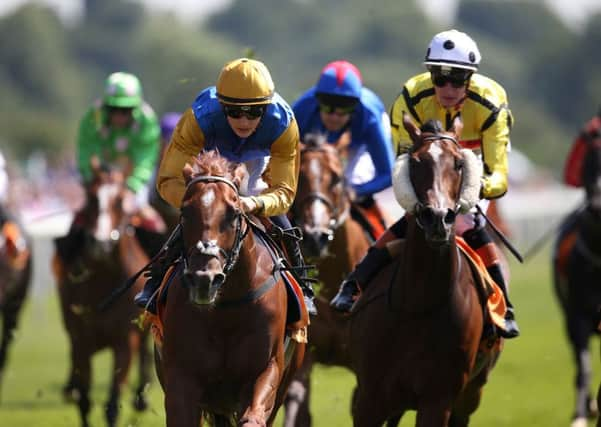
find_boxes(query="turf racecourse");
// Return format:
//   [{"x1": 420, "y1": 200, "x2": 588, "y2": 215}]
[{"x1": 0, "y1": 241, "x2": 599, "y2": 427}]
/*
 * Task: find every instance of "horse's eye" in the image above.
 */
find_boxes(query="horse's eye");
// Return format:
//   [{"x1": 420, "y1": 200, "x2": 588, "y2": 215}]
[
  {"x1": 330, "y1": 174, "x2": 341, "y2": 188},
  {"x1": 455, "y1": 159, "x2": 464, "y2": 171}
]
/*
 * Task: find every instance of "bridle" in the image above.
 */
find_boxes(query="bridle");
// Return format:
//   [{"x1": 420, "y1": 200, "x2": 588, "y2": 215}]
[
  {"x1": 182, "y1": 175, "x2": 249, "y2": 277},
  {"x1": 412, "y1": 133, "x2": 464, "y2": 229},
  {"x1": 294, "y1": 146, "x2": 349, "y2": 234}
]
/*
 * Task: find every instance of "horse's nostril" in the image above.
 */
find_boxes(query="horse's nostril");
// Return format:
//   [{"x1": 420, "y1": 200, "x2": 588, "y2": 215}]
[{"x1": 444, "y1": 209, "x2": 456, "y2": 224}]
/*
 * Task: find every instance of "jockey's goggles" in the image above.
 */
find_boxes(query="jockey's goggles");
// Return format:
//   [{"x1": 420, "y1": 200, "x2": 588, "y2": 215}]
[
  {"x1": 223, "y1": 104, "x2": 265, "y2": 120},
  {"x1": 319, "y1": 103, "x2": 356, "y2": 116},
  {"x1": 430, "y1": 67, "x2": 472, "y2": 89},
  {"x1": 105, "y1": 105, "x2": 134, "y2": 115}
]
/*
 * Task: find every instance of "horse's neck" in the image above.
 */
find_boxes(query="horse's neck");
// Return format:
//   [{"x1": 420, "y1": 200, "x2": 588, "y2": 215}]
[
  {"x1": 396, "y1": 219, "x2": 460, "y2": 311},
  {"x1": 222, "y1": 232, "x2": 264, "y2": 297},
  {"x1": 578, "y1": 209, "x2": 601, "y2": 253}
]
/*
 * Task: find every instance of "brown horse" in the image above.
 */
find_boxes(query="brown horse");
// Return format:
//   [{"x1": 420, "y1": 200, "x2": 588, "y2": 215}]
[
  {"x1": 284, "y1": 134, "x2": 372, "y2": 426},
  {"x1": 553, "y1": 131, "x2": 601, "y2": 427},
  {"x1": 0, "y1": 212, "x2": 32, "y2": 401},
  {"x1": 349, "y1": 115, "x2": 502, "y2": 427},
  {"x1": 154, "y1": 151, "x2": 305, "y2": 427},
  {"x1": 52, "y1": 163, "x2": 152, "y2": 427}
]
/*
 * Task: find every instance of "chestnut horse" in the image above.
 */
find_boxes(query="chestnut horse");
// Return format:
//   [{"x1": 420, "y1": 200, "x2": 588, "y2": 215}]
[
  {"x1": 0, "y1": 213, "x2": 32, "y2": 400},
  {"x1": 284, "y1": 134, "x2": 372, "y2": 426},
  {"x1": 349, "y1": 115, "x2": 502, "y2": 427},
  {"x1": 154, "y1": 151, "x2": 305, "y2": 427},
  {"x1": 53, "y1": 164, "x2": 152, "y2": 427},
  {"x1": 553, "y1": 131, "x2": 601, "y2": 427}
]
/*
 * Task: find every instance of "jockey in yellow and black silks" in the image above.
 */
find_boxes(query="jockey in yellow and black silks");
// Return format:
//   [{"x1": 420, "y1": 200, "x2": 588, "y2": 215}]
[
  {"x1": 135, "y1": 58, "x2": 317, "y2": 315},
  {"x1": 330, "y1": 29, "x2": 519, "y2": 339}
]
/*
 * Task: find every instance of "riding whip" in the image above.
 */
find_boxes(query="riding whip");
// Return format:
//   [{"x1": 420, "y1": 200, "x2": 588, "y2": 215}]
[{"x1": 475, "y1": 204, "x2": 524, "y2": 263}]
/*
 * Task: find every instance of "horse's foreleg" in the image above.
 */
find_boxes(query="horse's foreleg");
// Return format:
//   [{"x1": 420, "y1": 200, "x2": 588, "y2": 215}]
[
  {"x1": 567, "y1": 314, "x2": 594, "y2": 423},
  {"x1": 133, "y1": 330, "x2": 151, "y2": 411},
  {"x1": 283, "y1": 352, "x2": 313, "y2": 427},
  {"x1": 164, "y1": 375, "x2": 202, "y2": 427},
  {"x1": 240, "y1": 357, "x2": 281, "y2": 427},
  {"x1": 351, "y1": 385, "x2": 389, "y2": 427},
  {"x1": 415, "y1": 401, "x2": 452, "y2": 427},
  {"x1": 106, "y1": 344, "x2": 133, "y2": 427},
  {"x1": 70, "y1": 351, "x2": 92, "y2": 427}
]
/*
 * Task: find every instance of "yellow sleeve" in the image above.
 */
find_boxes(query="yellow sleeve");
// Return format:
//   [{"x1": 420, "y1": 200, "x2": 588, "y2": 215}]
[
  {"x1": 253, "y1": 119, "x2": 300, "y2": 216},
  {"x1": 157, "y1": 108, "x2": 205, "y2": 208},
  {"x1": 390, "y1": 90, "x2": 414, "y2": 156},
  {"x1": 481, "y1": 106, "x2": 512, "y2": 199}
]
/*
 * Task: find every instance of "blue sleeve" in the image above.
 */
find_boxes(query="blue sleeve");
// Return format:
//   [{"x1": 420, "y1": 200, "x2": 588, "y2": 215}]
[{"x1": 352, "y1": 110, "x2": 395, "y2": 197}]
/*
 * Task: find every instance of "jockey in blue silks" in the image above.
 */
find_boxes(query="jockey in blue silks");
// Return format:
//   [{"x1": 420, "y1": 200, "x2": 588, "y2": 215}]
[{"x1": 292, "y1": 61, "x2": 395, "y2": 234}]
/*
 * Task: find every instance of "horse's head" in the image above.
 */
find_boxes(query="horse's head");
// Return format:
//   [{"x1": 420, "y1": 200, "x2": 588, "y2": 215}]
[
  {"x1": 582, "y1": 132, "x2": 601, "y2": 216},
  {"x1": 180, "y1": 151, "x2": 249, "y2": 306},
  {"x1": 81, "y1": 159, "x2": 130, "y2": 255},
  {"x1": 292, "y1": 133, "x2": 348, "y2": 258},
  {"x1": 392, "y1": 114, "x2": 481, "y2": 243}
]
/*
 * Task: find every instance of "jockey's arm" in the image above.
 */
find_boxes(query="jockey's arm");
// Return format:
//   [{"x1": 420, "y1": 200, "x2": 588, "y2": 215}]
[
  {"x1": 252, "y1": 120, "x2": 300, "y2": 217},
  {"x1": 352, "y1": 112, "x2": 395, "y2": 197},
  {"x1": 76, "y1": 108, "x2": 103, "y2": 183},
  {"x1": 125, "y1": 114, "x2": 160, "y2": 193},
  {"x1": 480, "y1": 106, "x2": 511, "y2": 199},
  {"x1": 389, "y1": 90, "x2": 415, "y2": 156},
  {"x1": 157, "y1": 108, "x2": 205, "y2": 208}
]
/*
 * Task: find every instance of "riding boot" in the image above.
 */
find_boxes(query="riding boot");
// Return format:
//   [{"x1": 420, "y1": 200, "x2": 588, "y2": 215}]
[
  {"x1": 281, "y1": 228, "x2": 318, "y2": 316},
  {"x1": 463, "y1": 226, "x2": 520, "y2": 339},
  {"x1": 330, "y1": 223, "x2": 402, "y2": 313},
  {"x1": 134, "y1": 225, "x2": 183, "y2": 314}
]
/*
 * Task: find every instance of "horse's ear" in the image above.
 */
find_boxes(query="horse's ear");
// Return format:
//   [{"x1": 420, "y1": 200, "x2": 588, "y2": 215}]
[
  {"x1": 182, "y1": 163, "x2": 194, "y2": 184},
  {"x1": 90, "y1": 155, "x2": 101, "y2": 174},
  {"x1": 231, "y1": 163, "x2": 249, "y2": 194},
  {"x1": 402, "y1": 113, "x2": 421, "y2": 145},
  {"x1": 450, "y1": 116, "x2": 463, "y2": 139}
]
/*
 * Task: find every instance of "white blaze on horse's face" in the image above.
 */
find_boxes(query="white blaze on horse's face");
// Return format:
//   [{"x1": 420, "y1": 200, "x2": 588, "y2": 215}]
[
  {"x1": 428, "y1": 142, "x2": 447, "y2": 209},
  {"x1": 95, "y1": 183, "x2": 120, "y2": 242},
  {"x1": 201, "y1": 189, "x2": 215, "y2": 209}
]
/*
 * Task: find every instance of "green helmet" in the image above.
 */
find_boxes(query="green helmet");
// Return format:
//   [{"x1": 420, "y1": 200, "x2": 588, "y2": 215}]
[{"x1": 103, "y1": 72, "x2": 143, "y2": 108}]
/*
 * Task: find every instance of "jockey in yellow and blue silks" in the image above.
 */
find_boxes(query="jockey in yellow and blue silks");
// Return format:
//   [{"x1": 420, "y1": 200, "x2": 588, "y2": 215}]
[
  {"x1": 293, "y1": 61, "x2": 395, "y2": 233},
  {"x1": 135, "y1": 58, "x2": 317, "y2": 315},
  {"x1": 331, "y1": 30, "x2": 519, "y2": 339}
]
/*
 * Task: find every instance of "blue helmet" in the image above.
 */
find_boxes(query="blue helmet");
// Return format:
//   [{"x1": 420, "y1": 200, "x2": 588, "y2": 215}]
[
  {"x1": 160, "y1": 112, "x2": 182, "y2": 140},
  {"x1": 315, "y1": 60, "x2": 363, "y2": 101}
]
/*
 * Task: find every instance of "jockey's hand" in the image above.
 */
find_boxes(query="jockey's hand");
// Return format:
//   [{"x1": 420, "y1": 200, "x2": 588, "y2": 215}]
[
  {"x1": 122, "y1": 188, "x2": 138, "y2": 215},
  {"x1": 240, "y1": 196, "x2": 261, "y2": 214}
]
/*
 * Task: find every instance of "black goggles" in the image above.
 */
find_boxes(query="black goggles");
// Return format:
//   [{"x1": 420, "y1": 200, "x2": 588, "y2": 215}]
[
  {"x1": 431, "y1": 71, "x2": 472, "y2": 89},
  {"x1": 105, "y1": 106, "x2": 134, "y2": 115},
  {"x1": 223, "y1": 105, "x2": 265, "y2": 120},
  {"x1": 319, "y1": 103, "x2": 356, "y2": 115}
]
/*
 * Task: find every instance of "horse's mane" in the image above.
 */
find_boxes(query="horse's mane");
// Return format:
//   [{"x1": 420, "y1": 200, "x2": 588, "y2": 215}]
[
  {"x1": 301, "y1": 133, "x2": 343, "y2": 177},
  {"x1": 192, "y1": 150, "x2": 234, "y2": 179}
]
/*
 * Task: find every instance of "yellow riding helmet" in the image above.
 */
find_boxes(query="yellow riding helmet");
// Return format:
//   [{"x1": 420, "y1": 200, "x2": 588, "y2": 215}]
[{"x1": 216, "y1": 58, "x2": 274, "y2": 106}]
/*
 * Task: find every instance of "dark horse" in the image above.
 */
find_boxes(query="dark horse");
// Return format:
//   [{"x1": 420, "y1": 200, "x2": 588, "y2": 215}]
[
  {"x1": 349, "y1": 115, "x2": 502, "y2": 427},
  {"x1": 52, "y1": 163, "x2": 152, "y2": 427},
  {"x1": 284, "y1": 134, "x2": 371, "y2": 426},
  {"x1": 553, "y1": 130, "x2": 601, "y2": 427},
  {"x1": 0, "y1": 211, "x2": 32, "y2": 400},
  {"x1": 154, "y1": 151, "x2": 305, "y2": 427}
]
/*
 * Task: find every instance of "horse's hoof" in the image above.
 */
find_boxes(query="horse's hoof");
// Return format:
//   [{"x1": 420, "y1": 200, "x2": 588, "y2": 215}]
[
  {"x1": 62, "y1": 386, "x2": 80, "y2": 403},
  {"x1": 570, "y1": 416, "x2": 587, "y2": 427}
]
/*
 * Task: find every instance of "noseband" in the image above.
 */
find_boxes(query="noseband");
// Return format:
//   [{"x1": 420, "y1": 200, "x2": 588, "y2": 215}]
[{"x1": 183, "y1": 175, "x2": 249, "y2": 276}]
